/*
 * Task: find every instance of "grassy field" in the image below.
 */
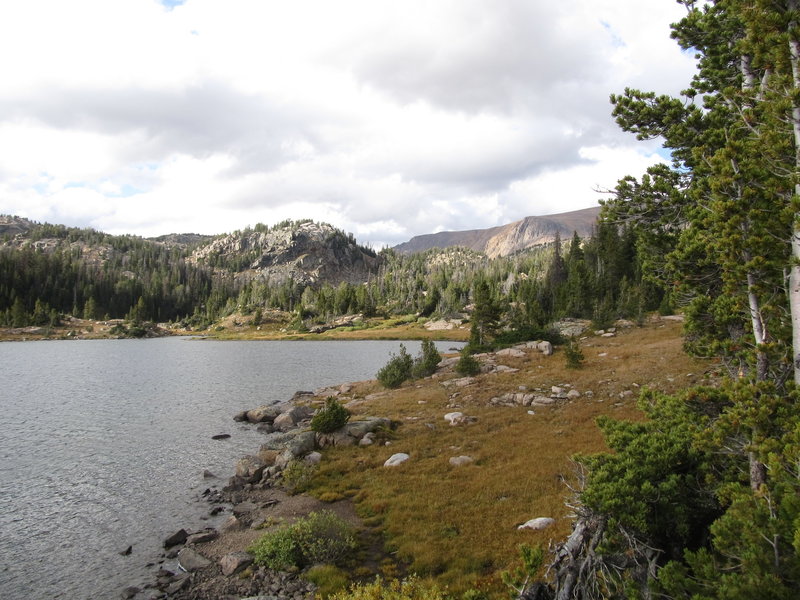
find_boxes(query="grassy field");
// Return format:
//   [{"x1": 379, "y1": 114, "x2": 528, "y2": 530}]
[{"x1": 298, "y1": 318, "x2": 718, "y2": 596}]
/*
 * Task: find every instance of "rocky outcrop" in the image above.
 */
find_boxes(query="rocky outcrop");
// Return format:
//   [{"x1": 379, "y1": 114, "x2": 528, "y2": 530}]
[{"x1": 189, "y1": 220, "x2": 381, "y2": 286}]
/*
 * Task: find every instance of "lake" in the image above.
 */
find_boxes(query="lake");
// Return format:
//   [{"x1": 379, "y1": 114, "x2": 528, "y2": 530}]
[{"x1": 0, "y1": 337, "x2": 460, "y2": 600}]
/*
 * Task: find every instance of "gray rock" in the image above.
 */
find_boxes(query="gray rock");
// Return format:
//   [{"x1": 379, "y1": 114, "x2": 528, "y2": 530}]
[
  {"x1": 497, "y1": 347, "x2": 526, "y2": 358},
  {"x1": 305, "y1": 451, "x2": 322, "y2": 464},
  {"x1": 177, "y1": 547, "x2": 211, "y2": 571},
  {"x1": 220, "y1": 551, "x2": 254, "y2": 576},
  {"x1": 221, "y1": 515, "x2": 243, "y2": 532},
  {"x1": 284, "y1": 430, "x2": 317, "y2": 458},
  {"x1": 163, "y1": 528, "x2": 188, "y2": 548},
  {"x1": 449, "y1": 455, "x2": 474, "y2": 467},
  {"x1": 518, "y1": 517, "x2": 555, "y2": 531},
  {"x1": 121, "y1": 586, "x2": 140, "y2": 599},
  {"x1": 384, "y1": 453, "x2": 410, "y2": 467},
  {"x1": 166, "y1": 577, "x2": 189, "y2": 595},
  {"x1": 344, "y1": 417, "x2": 391, "y2": 439},
  {"x1": 246, "y1": 404, "x2": 284, "y2": 424},
  {"x1": 273, "y1": 406, "x2": 314, "y2": 430},
  {"x1": 235, "y1": 455, "x2": 267, "y2": 483},
  {"x1": 256, "y1": 422, "x2": 275, "y2": 434},
  {"x1": 233, "y1": 410, "x2": 249, "y2": 422},
  {"x1": 186, "y1": 529, "x2": 218, "y2": 544}
]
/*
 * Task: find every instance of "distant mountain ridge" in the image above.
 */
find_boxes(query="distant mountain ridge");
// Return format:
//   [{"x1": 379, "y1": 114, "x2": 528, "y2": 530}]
[{"x1": 393, "y1": 206, "x2": 601, "y2": 258}]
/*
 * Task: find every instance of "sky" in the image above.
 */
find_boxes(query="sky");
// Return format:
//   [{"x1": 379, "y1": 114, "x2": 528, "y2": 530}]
[{"x1": 0, "y1": 0, "x2": 697, "y2": 248}]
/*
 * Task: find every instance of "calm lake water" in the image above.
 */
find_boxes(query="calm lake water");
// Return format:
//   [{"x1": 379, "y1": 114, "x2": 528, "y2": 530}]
[{"x1": 0, "y1": 337, "x2": 460, "y2": 600}]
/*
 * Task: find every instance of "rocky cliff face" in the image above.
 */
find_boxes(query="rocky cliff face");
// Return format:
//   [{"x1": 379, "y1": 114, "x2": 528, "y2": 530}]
[
  {"x1": 394, "y1": 206, "x2": 600, "y2": 258},
  {"x1": 190, "y1": 220, "x2": 381, "y2": 286}
]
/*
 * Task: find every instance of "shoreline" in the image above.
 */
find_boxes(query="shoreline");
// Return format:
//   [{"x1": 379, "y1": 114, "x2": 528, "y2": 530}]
[{"x1": 131, "y1": 382, "x2": 393, "y2": 600}]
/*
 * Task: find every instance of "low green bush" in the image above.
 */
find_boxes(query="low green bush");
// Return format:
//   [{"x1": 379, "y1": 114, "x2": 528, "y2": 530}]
[
  {"x1": 249, "y1": 511, "x2": 358, "y2": 570},
  {"x1": 377, "y1": 345, "x2": 413, "y2": 388},
  {"x1": 411, "y1": 339, "x2": 441, "y2": 379},
  {"x1": 455, "y1": 349, "x2": 481, "y2": 376},
  {"x1": 312, "y1": 398, "x2": 350, "y2": 433}
]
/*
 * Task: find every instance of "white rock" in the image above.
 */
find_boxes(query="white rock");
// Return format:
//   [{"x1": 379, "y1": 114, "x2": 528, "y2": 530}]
[
  {"x1": 518, "y1": 517, "x2": 555, "y2": 531},
  {"x1": 304, "y1": 451, "x2": 322, "y2": 464},
  {"x1": 567, "y1": 389, "x2": 581, "y2": 399},
  {"x1": 551, "y1": 386, "x2": 564, "y2": 395},
  {"x1": 384, "y1": 453, "x2": 410, "y2": 467},
  {"x1": 536, "y1": 341, "x2": 553, "y2": 356},
  {"x1": 444, "y1": 412, "x2": 465, "y2": 425},
  {"x1": 449, "y1": 455, "x2": 474, "y2": 467}
]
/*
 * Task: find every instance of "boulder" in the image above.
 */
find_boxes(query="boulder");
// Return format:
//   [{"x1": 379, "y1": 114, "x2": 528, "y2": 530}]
[
  {"x1": 235, "y1": 455, "x2": 267, "y2": 483},
  {"x1": 177, "y1": 547, "x2": 211, "y2": 571},
  {"x1": 384, "y1": 453, "x2": 410, "y2": 467},
  {"x1": 186, "y1": 529, "x2": 218, "y2": 544},
  {"x1": 536, "y1": 341, "x2": 553, "y2": 356},
  {"x1": 246, "y1": 405, "x2": 283, "y2": 424},
  {"x1": 220, "y1": 551, "x2": 254, "y2": 576},
  {"x1": 518, "y1": 517, "x2": 555, "y2": 531},
  {"x1": 305, "y1": 451, "x2": 323, "y2": 464},
  {"x1": 567, "y1": 389, "x2": 581, "y2": 399},
  {"x1": 284, "y1": 430, "x2": 317, "y2": 458},
  {"x1": 531, "y1": 396, "x2": 556, "y2": 406},
  {"x1": 497, "y1": 347, "x2": 526, "y2": 358},
  {"x1": 444, "y1": 412, "x2": 465, "y2": 425},
  {"x1": 220, "y1": 515, "x2": 243, "y2": 532},
  {"x1": 359, "y1": 432, "x2": 375, "y2": 446},
  {"x1": 273, "y1": 406, "x2": 314, "y2": 430},
  {"x1": 163, "y1": 528, "x2": 188, "y2": 548},
  {"x1": 449, "y1": 455, "x2": 474, "y2": 467},
  {"x1": 344, "y1": 417, "x2": 391, "y2": 439}
]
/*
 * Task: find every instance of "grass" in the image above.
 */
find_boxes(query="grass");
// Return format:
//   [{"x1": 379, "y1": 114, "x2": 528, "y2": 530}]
[{"x1": 302, "y1": 318, "x2": 719, "y2": 596}]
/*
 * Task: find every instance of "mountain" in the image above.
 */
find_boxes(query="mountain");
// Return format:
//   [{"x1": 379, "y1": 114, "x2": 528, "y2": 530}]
[
  {"x1": 393, "y1": 206, "x2": 601, "y2": 258},
  {"x1": 188, "y1": 219, "x2": 381, "y2": 286}
]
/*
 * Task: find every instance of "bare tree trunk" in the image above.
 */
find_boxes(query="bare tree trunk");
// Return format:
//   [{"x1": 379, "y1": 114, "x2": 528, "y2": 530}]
[{"x1": 787, "y1": 0, "x2": 800, "y2": 385}]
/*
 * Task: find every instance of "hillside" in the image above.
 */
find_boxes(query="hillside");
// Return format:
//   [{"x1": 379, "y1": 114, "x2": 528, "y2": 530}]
[{"x1": 394, "y1": 206, "x2": 600, "y2": 258}]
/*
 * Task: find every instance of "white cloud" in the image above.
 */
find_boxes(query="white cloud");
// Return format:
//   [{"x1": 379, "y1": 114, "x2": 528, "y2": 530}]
[{"x1": 0, "y1": 0, "x2": 696, "y2": 246}]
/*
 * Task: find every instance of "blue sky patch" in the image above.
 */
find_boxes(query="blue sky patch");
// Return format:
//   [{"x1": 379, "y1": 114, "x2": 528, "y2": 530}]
[{"x1": 160, "y1": 0, "x2": 186, "y2": 9}]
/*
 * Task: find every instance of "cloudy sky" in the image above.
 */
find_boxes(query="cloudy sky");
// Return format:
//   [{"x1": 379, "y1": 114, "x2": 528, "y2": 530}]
[{"x1": 0, "y1": 0, "x2": 695, "y2": 247}]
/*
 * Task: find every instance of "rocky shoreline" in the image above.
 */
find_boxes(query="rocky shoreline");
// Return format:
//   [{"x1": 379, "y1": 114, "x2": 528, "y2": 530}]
[{"x1": 125, "y1": 384, "x2": 394, "y2": 600}]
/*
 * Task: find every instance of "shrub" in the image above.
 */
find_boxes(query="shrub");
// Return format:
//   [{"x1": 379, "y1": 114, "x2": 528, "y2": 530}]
[
  {"x1": 563, "y1": 336, "x2": 584, "y2": 369},
  {"x1": 455, "y1": 348, "x2": 481, "y2": 376},
  {"x1": 248, "y1": 524, "x2": 303, "y2": 570},
  {"x1": 312, "y1": 398, "x2": 350, "y2": 433},
  {"x1": 281, "y1": 460, "x2": 318, "y2": 495},
  {"x1": 411, "y1": 339, "x2": 442, "y2": 379},
  {"x1": 377, "y1": 344, "x2": 413, "y2": 388},
  {"x1": 330, "y1": 576, "x2": 448, "y2": 600},
  {"x1": 249, "y1": 510, "x2": 357, "y2": 570}
]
